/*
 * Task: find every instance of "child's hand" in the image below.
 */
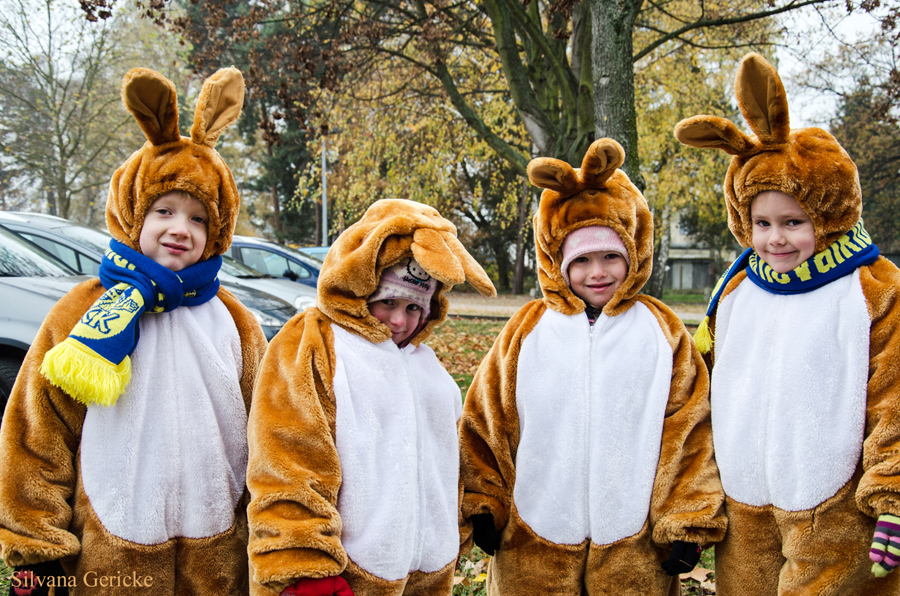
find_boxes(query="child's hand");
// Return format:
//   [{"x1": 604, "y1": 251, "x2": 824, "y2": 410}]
[
  {"x1": 280, "y1": 576, "x2": 354, "y2": 596},
  {"x1": 471, "y1": 513, "x2": 501, "y2": 555},
  {"x1": 661, "y1": 541, "x2": 701, "y2": 576},
  {"x1": 871, "y1": 513, "x2": 900, "y2": 577}
]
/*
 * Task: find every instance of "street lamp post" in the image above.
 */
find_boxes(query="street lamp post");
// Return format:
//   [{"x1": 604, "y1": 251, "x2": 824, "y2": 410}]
[{"x1": 322, "y1": 135, "x2": 328, "y2": 246}]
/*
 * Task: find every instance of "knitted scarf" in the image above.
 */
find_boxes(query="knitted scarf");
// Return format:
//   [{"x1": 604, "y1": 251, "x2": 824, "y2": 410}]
[
  {"x1": 41, "y1": 240, "x2": 221, "y2": 407},
  {"x1": 694, "y1": 221, "x2": 879, "y2": 354}
]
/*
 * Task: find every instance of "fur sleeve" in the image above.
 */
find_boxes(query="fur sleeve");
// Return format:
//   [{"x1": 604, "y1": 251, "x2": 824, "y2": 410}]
[
  {"x1": 458, "y1": 300, "x2": 545, "y2": 541},
  {"x1": 217, "y1": 287, "x2": 268, "y2": 414},
  {"x1": 856, "y1": 258, "x2": 900, "y2": 517},
  {"x1": 0, "y1": 280, "x2": 101, "y2": 566},
  {"x1": 641, "y1": 297, "x2": 727, "y2": 547},
  {"x1": 246, "y1": 309, "x2": 347, "y2": 595}
]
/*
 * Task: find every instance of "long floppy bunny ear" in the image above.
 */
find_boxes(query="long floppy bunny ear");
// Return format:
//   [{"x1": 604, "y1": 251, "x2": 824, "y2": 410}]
[
  {"x1": 735, "y1": 53, "x2": 790, "y2": 144},
  {"x1": 191, "y1": 67, "x2": 245, "y2": 148},
  {"x1": 528, "y1": 157, "x2": 580, "y2": 193},
  {"x1": 674, "y1": 115, "x2": 754, "y2": 156},
  {"x1": 121, "y1": 68, "x2": 180, "y2": 146},
  {"x1": 444, "y1": 232, "x2": 497, "y2": 297},
  {"x1": 410, "y1": 228, "x2": 497, "y2": 297},
  {"x1": 581, "y1": 138, "x2": 624, "y2": 187}
]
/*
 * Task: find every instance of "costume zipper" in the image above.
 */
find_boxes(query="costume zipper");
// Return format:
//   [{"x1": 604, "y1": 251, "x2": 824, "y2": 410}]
[
  {"x1": 585, "y1": 317, "x2": 594, "y2": 534},
  {"x1": 400, "y1": 347, "x2": 425, "y2": 570}
]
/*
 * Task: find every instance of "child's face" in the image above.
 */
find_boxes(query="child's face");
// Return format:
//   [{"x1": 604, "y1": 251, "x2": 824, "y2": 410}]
[
  {"x1": 139, "y1": 191, "x2": 209, "y2": 272},
  {"x1": 751, "y1": 190, "x2": 816, "y2": 274},
  {"x1": 369, "y1": 298, "x2": 424, "y2": 345},
  {"x1": 567, "y1": 250, "x2": 628, "y2": 310}
]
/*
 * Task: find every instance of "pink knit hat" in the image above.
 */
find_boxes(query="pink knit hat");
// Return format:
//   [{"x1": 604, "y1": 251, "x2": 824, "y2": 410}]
[
  {"x1": 560, "y1": 226, "x2": 630, "y2": 285},
  {"x1": 368, "y1": 257, "x2": 437, "y2": 317}
]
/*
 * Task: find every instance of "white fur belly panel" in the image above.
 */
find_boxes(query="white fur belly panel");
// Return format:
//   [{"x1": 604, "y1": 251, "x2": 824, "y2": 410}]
[
  {"x1": 711, "y1": 273, "x2": 869, "y2": 511},
  {"x1": 514, "y1": 305, "x2": 673, "y2": 545},
  {"x1": 332, "y1": 325, "x2": 461, "y2": 581},
  {"x1": 80, "y1": 299, "x2": 247, "y2": 545}
]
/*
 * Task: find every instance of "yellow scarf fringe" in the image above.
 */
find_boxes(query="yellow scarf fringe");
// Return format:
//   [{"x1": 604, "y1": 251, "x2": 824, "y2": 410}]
[{"x1": 40, "y1": 338, "x2": 132, "y2": 407}]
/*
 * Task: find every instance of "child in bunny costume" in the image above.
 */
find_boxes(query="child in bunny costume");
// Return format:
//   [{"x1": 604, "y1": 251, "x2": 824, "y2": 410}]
[
  {"x1": 675, "y1": 52, "x2": 900, "y2": 594},
  {"x1": 458, "y1": 139, "x2": 726, "y2": 595},
  {"x1": 246, "y1": 198, "x2": 496, "y2": 596},
  {"x1": 0, "y1": 67, "x2": 267, "y2": 595}
]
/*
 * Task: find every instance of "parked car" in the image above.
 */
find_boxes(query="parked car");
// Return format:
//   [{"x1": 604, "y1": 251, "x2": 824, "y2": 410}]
[
  {"x1": 221, "y1": 255, "x2": 317, "y2": 312},
  {"x1": 0, "y1": 211, "x2": 111, "y2": 275},
  {"x1": 296, "y1": 245, "x2": 331, "y2": 262},
  {"x1": 0, "y1": 226, "x2": 90, "y2": 410},
  {"x1": 0, "y1": 212, "x2": 298, "y2": 341},
  {"x1": 225, "y1": 235, "x2": 321, "y2": 288}
]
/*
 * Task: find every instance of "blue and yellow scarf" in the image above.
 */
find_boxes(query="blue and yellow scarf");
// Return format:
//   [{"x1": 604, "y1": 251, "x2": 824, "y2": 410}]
[
  {"x1": 694, "y1": 221, "x2": 879, "y2": 354},
  {"x1": 41, "y1": 240, "x2": 221, "y2": 406}
]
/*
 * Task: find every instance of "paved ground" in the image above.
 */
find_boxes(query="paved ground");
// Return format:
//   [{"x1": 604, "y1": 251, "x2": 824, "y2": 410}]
[{"x1": 446, "y1": 292, "x2": 706, "y2": 324}]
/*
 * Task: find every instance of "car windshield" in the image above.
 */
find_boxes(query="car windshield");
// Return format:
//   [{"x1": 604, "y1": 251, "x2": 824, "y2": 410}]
[
  {"x1": 57, "y1": 224, "x2": 111, "y2": 253},
  {"x1": 221, "y1": 255, "x2": 271, "y2": 278},
  {"x1": 268, "y1": 242, "x2": 322, "y2": 268},
  {"x1": 0, "y1": 226, "x2": 78, "y2": 277}
]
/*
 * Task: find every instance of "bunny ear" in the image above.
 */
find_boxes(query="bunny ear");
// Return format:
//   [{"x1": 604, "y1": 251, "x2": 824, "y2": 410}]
[
  {"x1": 445, "y1": 232, "x2": 497, "y2": 297},
  {"x1": 580, "y1": 138, "x2": 624, "y2": 187},
  {"x1": 191, "y1": 68, "x2": 245, "y2": 148},
  {"x1": 735, "y1": 53, "x2": 790, "y2": 144},
  {"x1": 527, "y1": 157, "x2": 580, "y2": 194},
  {"x1": 121, "y1": 68, "x2": 180, "y2": 146},
  {"x1": 411, "y1": 228, "x2": 466, "y2": 285},
  {"x1": 674, "y1": 115, "x2": 754, "y2": 156}
]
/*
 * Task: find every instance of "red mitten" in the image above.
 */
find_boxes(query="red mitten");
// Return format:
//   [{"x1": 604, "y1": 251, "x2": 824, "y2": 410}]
[
  {"x1": 11, "y1": 568, "x2": 35, "y2": 596},
  {"x1": 281, "y1": 577, "x2": 354, "y2": 596}
]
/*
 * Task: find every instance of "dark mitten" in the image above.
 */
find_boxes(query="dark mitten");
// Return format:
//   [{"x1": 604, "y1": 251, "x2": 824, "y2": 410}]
[
  {"x1": 661, "y1": 541, "x2": 702, "y2": 576},
  {"x1": 9, "y1": 560, "x2": 70, "y2": 596},
  {"x1": 471, "y1": 513, "x2": 501, "y2": 555},
  {"x1": 281, "y1": 576, "x2": 354, "y2": 596}
]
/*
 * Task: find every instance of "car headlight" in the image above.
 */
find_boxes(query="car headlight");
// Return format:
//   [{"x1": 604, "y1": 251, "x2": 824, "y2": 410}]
[
  {"x1": 293, "y1": 295, "x2": 317, "y2": 311},
  {"x1": 249, "y1": 308, "x2": 282, "y2": 327}
]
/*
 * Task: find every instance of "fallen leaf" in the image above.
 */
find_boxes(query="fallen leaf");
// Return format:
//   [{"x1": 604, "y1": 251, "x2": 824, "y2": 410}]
[{"x1": 681, "y1": 566, "x2": 712, "y2": 582}]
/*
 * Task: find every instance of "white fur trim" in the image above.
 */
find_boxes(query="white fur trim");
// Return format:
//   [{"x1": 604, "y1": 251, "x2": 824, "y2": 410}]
[
  {"x1": 514, "y1": 304, "x2": 672, "y2": 545},
  {"x1": 332, "y1": 325, "x2": 461, "y2": 580},
  {"x1": 711, "y1": 272, "x2": 869, "y2": 511},
  {"x1": 81, "y1": 298, "x2": 247, "y2": 544}
]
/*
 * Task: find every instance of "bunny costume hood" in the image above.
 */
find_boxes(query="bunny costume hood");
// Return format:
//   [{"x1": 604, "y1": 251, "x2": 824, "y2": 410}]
[
  {"x1": 674, "y1": 53, "x2": 900, "y2": 595},
  {"x1": 675, "y1": 53, "x2": 860, "y2": 254},
  {"x1": 247, "y1": 199, "x2": 495, "y2": 596},
  {"x1": 0, "y1": 67, "x2": 268, "y2": 595}
]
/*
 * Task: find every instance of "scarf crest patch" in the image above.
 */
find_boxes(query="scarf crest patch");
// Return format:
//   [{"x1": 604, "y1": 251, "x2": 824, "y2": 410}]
[
  {"x1": 694, "y1": 221, "x2": 879, "y2": 354},
  {"x1": 40, "y1": 240, "x2": 221, "y2": 407}
]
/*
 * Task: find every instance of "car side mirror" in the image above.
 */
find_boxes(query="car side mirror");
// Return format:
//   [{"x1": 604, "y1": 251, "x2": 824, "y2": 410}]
[{"x1": 283, "y1": 269, "x2": 298, "y2": 281}]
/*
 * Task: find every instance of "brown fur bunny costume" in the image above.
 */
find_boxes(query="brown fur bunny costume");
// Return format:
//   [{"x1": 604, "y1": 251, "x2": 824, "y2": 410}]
[
  {"x1": 0, "y1": 67, "x2": 267, "y2": 595},
  {"x1": 675, "y1": 52, "x2": 900, "y2": 595},
  {"x1": 246, "y1": 198, "x2": 496, "y2": 596},
  {"x1": 458, "y1": 139, "x2": 726, "y2": 596}
]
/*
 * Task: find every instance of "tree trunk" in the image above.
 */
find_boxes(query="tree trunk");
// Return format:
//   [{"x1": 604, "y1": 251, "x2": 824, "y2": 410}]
[
  {"x1": 589, "y1": 0, "x2": 644, "y2": 189},
  {"x1": 512, "y1": 180, "x2": 531, "y2": 294},
  {"x1": 646, "y1": 202, "x2": 671, "y2": 299}
]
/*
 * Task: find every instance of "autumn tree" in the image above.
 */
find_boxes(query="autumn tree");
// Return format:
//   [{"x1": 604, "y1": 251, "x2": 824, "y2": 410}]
[
  {"x1": 831, "y1": 80, "x2": 900, "y2": 251},
  {"x1": 0, "y1": 0, "x2": 132, "y2": 219},
  {"x1": 311, "y1": 55, "x2": 535, "y2": 291}
]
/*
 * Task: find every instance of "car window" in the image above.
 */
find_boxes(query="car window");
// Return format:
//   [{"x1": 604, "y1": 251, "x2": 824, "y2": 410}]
[
  {"x1": 0, "y1": 227, "x2": 77, "y2": 276},
  {"x1": 57, "y1": 225, "x2": 111, "y2": 254},
  {"x1": 239, "y1": 247, "x2": 310, "y2": 279},
  {"x1": 221, "y1": 255, "x2": 267, "y2": 278},
  {"x1": 19, "y1": 233, "x2": 81, "y2": 271}
]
